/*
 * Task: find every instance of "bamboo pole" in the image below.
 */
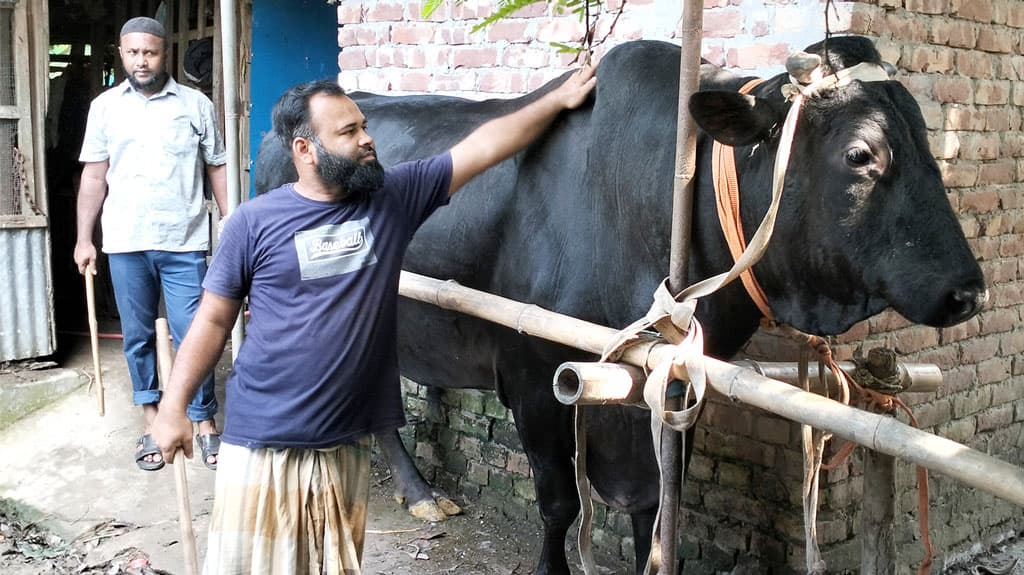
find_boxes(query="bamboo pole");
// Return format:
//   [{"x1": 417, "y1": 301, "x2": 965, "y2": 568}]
[
  {"x1": 155, "y1": 318, "x2": 200, "y2": 575},
  {"x1": 219, "y1": 0, "x2": 245, "y2": 360},
  {"x1": 398, "y1": 271, "x2": 1024, "y2": 507},
  {"x1": 665, "y1": 2, "x2": 706, "y2": 568},
  {"x1": 85, "y1": 263, "x2": 105, "y2": 416},
  {"x1": 861, "y1": 449, "x2": 897, "y2": 574}
]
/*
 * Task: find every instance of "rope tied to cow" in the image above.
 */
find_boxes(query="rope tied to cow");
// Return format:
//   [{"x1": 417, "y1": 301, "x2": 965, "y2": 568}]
[{"x1": 773, "y1": 324, "x2": 936, "y2": 575}]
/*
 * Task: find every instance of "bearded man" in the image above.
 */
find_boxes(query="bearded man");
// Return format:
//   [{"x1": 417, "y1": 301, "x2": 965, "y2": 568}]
[
  {"x1": 151, "y1": 71, "x2": 596, "y2": 574},
  {"x1": 75, "y1": 16, "x2": 225, "y2": 472}
]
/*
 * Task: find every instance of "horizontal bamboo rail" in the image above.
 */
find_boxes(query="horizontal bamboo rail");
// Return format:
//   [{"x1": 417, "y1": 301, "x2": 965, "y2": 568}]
[{"x1": 399, "y1": 271, "x2": 1024, "y2": 507}]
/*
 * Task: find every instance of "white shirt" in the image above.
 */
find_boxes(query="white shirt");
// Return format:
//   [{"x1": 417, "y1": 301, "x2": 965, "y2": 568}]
[{"x1": 79, "y1": 76, "x2": 225, "y2": 253}]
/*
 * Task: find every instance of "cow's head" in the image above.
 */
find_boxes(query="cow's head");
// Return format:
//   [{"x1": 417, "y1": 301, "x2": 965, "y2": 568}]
[{"x1": 689, "y1": 36, "x2": 986, "y2": 335}]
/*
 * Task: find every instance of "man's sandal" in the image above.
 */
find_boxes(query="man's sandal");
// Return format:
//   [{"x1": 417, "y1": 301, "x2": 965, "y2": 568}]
[
  {"x1": 195, "y1": 434, "x2": 221, "y2": 471},
  {"x1": 135, "y1": 434, "x2": 165, "y2": 471}
]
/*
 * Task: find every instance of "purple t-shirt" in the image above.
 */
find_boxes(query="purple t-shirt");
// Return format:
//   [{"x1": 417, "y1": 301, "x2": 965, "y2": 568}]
[{"x1": 205, "y1": 153, "x2": 452, "y2": 448}]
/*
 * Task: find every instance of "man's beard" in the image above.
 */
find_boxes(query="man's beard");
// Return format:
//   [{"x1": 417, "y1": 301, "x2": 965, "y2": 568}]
[
  {"x1": 313, "y1": 139, "x2": 384, "y2": 200},
  {"x1": 127, "y1": 70, "x2": 169, "y2": 92}
]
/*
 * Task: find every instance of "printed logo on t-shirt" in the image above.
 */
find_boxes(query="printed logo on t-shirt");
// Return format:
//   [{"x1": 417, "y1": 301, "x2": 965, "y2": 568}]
[{"x1": 294, "y1": 219, "x2": 378, "y2": 280}]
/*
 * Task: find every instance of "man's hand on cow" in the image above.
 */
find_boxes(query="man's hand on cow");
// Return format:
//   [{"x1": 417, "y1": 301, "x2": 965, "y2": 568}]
[{"x1": 555, "y1": 63, "x2": 598, "y2": 110}]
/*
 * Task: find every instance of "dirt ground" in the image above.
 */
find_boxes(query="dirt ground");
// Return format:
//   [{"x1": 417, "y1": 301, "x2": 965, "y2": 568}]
[
  {"x1": 0, "y1": 333, "x2": 627, "y2": 575},
  {"x1": 0, "y1": 458, "x2": 567, "y2": 575}
]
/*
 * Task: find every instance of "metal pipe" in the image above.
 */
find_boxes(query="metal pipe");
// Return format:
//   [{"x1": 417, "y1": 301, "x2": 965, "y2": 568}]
[
  {"x1": 554, "y1": 360, "x2": 942, "y2": 407},
  {"x1": 219, "y1": 0, "x2": 245, "y2": 359},
  {"x1": 398, "y1": 271, "x2": 1024, "y2": 507}
]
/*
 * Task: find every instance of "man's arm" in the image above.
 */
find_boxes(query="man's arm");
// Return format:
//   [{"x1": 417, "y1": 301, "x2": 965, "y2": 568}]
[
  {"x1": 73, "y1": 161, "x2": 110, "y2": 275},
  {"x1": 206, "y1": 163, "x2": 228, "y2": 217},
  {"x1": 152, "y1": 291, "x2": 241, "y2": 463},
  {"x1": 447, "y1": 65, "x2": 597, "y2": 195}
]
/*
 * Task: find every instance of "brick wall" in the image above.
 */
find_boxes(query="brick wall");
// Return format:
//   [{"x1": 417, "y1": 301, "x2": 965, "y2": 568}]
[{"x1": 335, "y1": 0, "x2": 1024, "y2": 572}]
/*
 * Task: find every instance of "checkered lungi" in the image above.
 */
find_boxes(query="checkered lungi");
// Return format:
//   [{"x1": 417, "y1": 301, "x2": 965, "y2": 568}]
[{"x1": 203, "y1": 438, "x2": 371, "y2": 575}]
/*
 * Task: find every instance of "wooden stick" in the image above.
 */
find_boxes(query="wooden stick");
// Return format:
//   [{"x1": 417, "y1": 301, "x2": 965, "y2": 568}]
[
  {"x1": 85, "y1": 263, "x2": 105, "y2": 416},
  {"x1": 398, "y1": 271, "x2": 1024, "y2": 507},
  {"x1": 156, "y1": 318, "x2": 200, "y2": 575}
]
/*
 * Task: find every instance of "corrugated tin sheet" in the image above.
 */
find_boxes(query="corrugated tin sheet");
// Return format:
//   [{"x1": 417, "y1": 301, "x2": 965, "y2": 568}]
[{"x1": 0, "y1": 226, "x2": 54, "y2": 361}]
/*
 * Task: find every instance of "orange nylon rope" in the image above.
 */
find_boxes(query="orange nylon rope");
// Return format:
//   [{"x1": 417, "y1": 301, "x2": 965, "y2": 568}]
[{"x1": 712, "y1": 78, "x2": 773, "y2": 319}]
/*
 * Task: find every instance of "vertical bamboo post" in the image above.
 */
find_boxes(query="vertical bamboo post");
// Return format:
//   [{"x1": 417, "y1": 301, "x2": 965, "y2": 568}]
[
  {"x1": 861, "y1": 447, "x2": 897, "y2": 574},
  {"x1": 662, "y1": 0, "x2": 705, "y2": 572}
]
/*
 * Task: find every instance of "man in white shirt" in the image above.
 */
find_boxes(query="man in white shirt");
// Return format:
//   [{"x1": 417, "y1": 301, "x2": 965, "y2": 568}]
[{"x1": 74, "y1": 16, "x2": 225, "y2": 472}]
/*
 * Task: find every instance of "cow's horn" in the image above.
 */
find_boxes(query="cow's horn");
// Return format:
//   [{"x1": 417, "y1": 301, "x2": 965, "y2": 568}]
[{"x1": 786, "y1": 52, "x2": 821, "y2": 84}]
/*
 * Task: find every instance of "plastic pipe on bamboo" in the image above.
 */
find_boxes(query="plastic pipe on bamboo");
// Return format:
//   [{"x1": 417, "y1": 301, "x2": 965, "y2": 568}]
[{"x1": 553, "y1": 360, "x2": 941, "y2": 407}]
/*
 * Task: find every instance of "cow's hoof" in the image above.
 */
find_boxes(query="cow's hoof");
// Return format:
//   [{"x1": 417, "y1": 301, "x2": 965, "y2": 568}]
[
  {"x1": 408, "y1": 500, "x2": 448, "y2": 522},
  {"x1": 435, "y1": 495, "x2": 461, "y2": 517}
]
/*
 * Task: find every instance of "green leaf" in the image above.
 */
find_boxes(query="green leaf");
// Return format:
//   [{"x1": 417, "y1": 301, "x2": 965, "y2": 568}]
[{"x1": 421, "y1": 0, "x2": 446, "y2": 18}]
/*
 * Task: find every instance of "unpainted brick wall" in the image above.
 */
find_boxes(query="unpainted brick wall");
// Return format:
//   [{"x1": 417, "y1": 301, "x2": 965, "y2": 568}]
[{"x1": 337, "y1": 0, "x2": 1024, "y2": 572}]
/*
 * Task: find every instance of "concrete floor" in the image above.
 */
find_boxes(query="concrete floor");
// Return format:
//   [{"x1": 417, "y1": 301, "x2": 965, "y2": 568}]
[{"x1": 0, "y1": 333, "x2": 225, "y2": 571}]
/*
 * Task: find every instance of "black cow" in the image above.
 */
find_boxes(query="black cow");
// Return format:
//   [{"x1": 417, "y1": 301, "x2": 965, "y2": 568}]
[{"x1": 254, "y1": 36, "x2": 985, "y2": 574}]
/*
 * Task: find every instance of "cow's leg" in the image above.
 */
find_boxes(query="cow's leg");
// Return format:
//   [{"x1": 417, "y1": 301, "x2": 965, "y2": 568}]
[
  {"x1": 500, "y1": 366, "x2": 580, "y2": 575},
  {"x1": 630, "y1": 508, "x2": 657, "y2": 572},
  {"x1": 375, "y1": 429, "x2": 462, "y2": 522}
]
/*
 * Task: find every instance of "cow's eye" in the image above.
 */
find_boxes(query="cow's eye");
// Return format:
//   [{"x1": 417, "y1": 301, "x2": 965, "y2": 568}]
[{"x1": 845, "y1": 146, "x2": 874, "y2": 168}]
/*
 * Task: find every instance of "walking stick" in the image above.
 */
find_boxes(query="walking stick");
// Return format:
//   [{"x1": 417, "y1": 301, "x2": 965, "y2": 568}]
[
  {"x1": 155, "y1": 318, "x2": 200, "y2": 575},
  {"x1": 84, "y1": 263, "x2": 105, "y2": 416}
]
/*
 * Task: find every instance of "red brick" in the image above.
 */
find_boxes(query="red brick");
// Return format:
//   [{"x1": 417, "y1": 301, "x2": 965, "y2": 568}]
[
  {"x1": 392, "y1": 23, "x2": 437, "y2": 45},
  {"x1": 355, "y1": 26, "x2": 385, "y2": 46},
  {"x1": 1001, "y1": 188, "x2": 1024, "y2": 208},
  {"x1": 948, "y1": 21, "x2": 979, "y2": 49},
  {"x1": 961, "y1": 189, "x2": 1001, "y2": 212},
  {"x1": 504, "y1": 46, "x2": 551, "y2": 68},
  {"x1": 727, "y1": 43, "x2": 791, "y2": 69},
  {"x1": 431, "y1": 71, "x2": 479, "y2": 93},
  {"x1": 869, "y1": 310, "x2": 912, "y2": 334},
  {"x1": 975, "y1": 80, "x2": 1011, "y2": 105},
  {"x1": 397, "y1": 71, "x2": 432, "y2": 92},
  {"x1": 894, "y1": 326, "x2": 941, "y2": 354},
  {"x1": 365, "y1": 2, "x2": 406, "y2": 22},
  {"x1": 942, "y1": 105, "x2": 984, "y2": 131},
  {"x1": 477, "y1": 70, "x2": 528, "y2": 93},
  {"x1": 914, "y1": 345, "x2": 960, "y2": 370},
  {"x1": 956, "y1": 0, "x2": 994, "y2": 23},
  {"x1": 506, "y1": 451, "x2": 531, "y2": 476},
  {"x1": 977, "y1": 357, "x2": 1010, "y2": 384},
  {"x1": 979, "y1": 160, "x2": 1016, "y2": 185},
  {"x1": 959, "y1": 133, "x2": 1001, "y2": 161},
  {"x1": 885, "y1": 14, "x2": 931, "y2": 43},
  {"x1": 452, "y1": 46, "x2": 499, "y2": 68},
  {"x1": 960, "y1": 335, "x2": 1000, "y2": 364},
  {"x1": 905, "y1": 46, "x2": 954, "y2": 73},
  {"x1": 940, "y1": 315, "x2": 981, "y2": 344},
  {"x1": 337, "y1": 3, "x2": 364, "y2": 24},
  {"x1": 437, "y1": 27, "x2": 472, "y2": 46},
  {"x1": 487, "y1": 20, "x2": 531, "y2": 43},
  {"x1": 969, "y1": 236, "x2": 1000, "y2": 260},
  {"x1": 1000, "y1": 234, "x2": 1024, "y2": 258},
  {"x1": 988, "y1": 281, "x2": 1023, "y2": 308},
  {"x1": 940, "y1": 366, "x2": 978, "y2": 395},
  {"x1": 933, "y1": 76, "x2": 975, "y2": 103},
  {"x1": 982, "y1": 107, "x2": 1014, "y2": 131},
  {"x1": 980, "y1": 214, "x2": 1009, "y2": 237},
  {"x1": 451, "y1": 0, "x2": 489, "y2": 20},
  {"x1": 905, "y1": 0, "x2": 950, "y2": 14},
  {"x1": 940, "y1": 160, "x2": 980, "y2": 188},
  {"x1": 338, "y1": 48, "x2": 368, "y2": 71},
  {"x1": 956, "y1": 50, "x2": 996, "y2": 79},
  {"x1": 978, "y1": 27, "x2": 1016, "y2": 53},
  {"x1": 1009, "y1": 0, "x2": 1024, "y2": 27},
  {"x1": 1001, "y1": 331, "x2": 1024, "y2": 355},
  {"x1": 534, "y1": 17, "x2": 586, "y2": 43},
  {"x1": 848, "y1": 6, "x2": 876, "y2": 35},
  {"x1": 704, "y1": 9, "x2": 744, "y2": 38},
  {"x1": 407, "y1": 1, "x2": 447, "y2": 22},
  {"x1": 509, "y1": 2, "x2": 547, "y2": 18},
  {"x1": 978, "y1": 308, "x2": 1019, "y2": 334}
]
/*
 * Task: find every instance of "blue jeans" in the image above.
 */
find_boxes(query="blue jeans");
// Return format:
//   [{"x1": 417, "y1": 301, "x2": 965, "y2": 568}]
[{"x1": 108, "y1": 250, "x2": 217, "y2": 423}]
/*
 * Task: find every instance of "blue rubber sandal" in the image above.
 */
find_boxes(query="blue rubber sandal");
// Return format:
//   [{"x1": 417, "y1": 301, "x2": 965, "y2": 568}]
[
  {"x1": 135, "y1": 434, "x2": 165, "y2": 471},
  {"x1": 196, "y1": 434, "x2": 221, "y2": 471}
]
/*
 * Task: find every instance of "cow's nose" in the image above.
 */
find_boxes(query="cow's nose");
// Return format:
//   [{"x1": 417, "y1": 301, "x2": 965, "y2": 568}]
[{"x1": 944, "y1": 285, "x2": 988, "y2": 324}]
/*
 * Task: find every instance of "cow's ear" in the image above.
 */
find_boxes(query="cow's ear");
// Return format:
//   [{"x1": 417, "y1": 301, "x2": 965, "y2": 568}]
[{"x1": 688, "y1": 91, "x2": 782, "y2": 147}]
